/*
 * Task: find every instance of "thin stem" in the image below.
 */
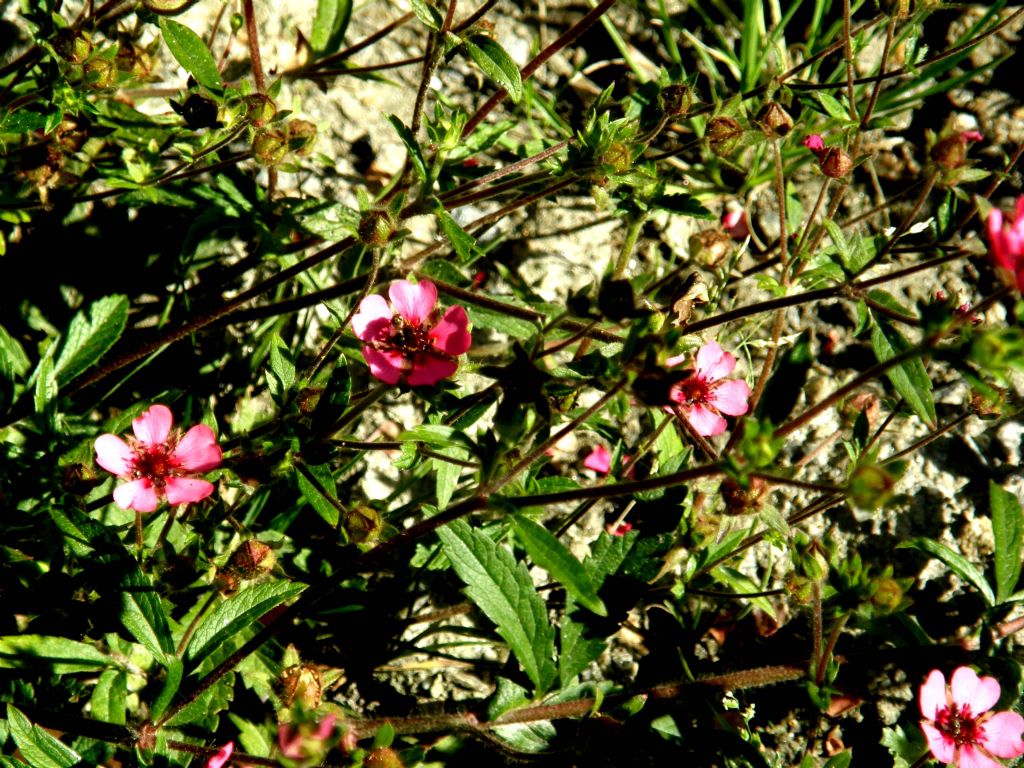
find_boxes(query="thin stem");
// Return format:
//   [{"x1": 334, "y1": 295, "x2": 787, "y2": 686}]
[{"x1": 242, "y1": 0, "x2": 267, "y2": 93}]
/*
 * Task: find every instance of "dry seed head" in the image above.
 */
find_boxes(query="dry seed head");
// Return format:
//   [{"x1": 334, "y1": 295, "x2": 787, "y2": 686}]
[
  {"x1": 277, "y1": 664, "x2": 323, "y2": 709},
  {"x1": 660, "y1": 84, "x2": 693, "y2": 117},
  {"x1": 756, "y1": 102, "x2": 793, "y2": 137},
  {"x1": 706, "y1": 116, "x2": 743, "y2": 155},
  {"x1": 688, "y1": 229, "x2": 732, "y2": 267},
  {"x1": 358, "y1": 209, "x2": 395, "y2": 247},
  {"x1": 228, "y1": 540, "x2": 275, "y2": 578},
  {"x1": 819, "y1": 147, "x2": 853, "y2": 178},
  {"x1": 253, "y1": 128, "x2": 288, "y2": 165}
]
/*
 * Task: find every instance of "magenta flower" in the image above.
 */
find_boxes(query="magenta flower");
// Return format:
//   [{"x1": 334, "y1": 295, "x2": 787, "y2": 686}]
[
  {"x1": 351, "y1": 279, "x2": 471, "y2": 386},
  {"x1": 920, "y1": 667, "x2": 1024, "y2": 768},
  {"x1": 94, "y1": 404, "x2": 222, "y2": 512},
  {"x1": 667, "y1": 341, "x2": 751, "y2": 437},
  {"x1": 986, "y1": 196, "x2": 1024, "y2": 293},
  {"x1": 802, "y1": 134, "x2": 825, "y2": 153},
  {"x1": 278, "y1": 714, "x2": 337, "y2": 759},
  {"x1": 722, "y1": 208, "x2": 750, "y2": 240},
  {"x1": 583, "y1": 445, "x2": 612, "y2": 475},
  {"x1": 206, "y1": 742, "x2": 233, "y2": 768}
]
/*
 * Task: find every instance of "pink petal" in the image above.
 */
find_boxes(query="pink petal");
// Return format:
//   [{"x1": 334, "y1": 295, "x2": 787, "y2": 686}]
[
  {"x1": 315, "y1": 715, "x2": 338, "y2": 740},
  {"x1": 405, "y1": 353, "x2": 457, "y2": 386},
  {"x1": 684, "y1": 403, "x2": 727, "y2": 437},
  {"x1": 803, "y1": 134, "x2": 825, "y2": 152},
  {"x1": 1015, "y1": 195, "x2": 1024, "y2": 223},
  {"x1": 952, "y1": 666, "x2": 1000, "y2": 716},
  {"x1": 961, "y1": 130, "x2": 983, "y2": 143},
  {"x1": 921, "y1": 721, "x2": 955, "y2": 764},
  {"x1": 665, "y1": 352, "x2": 689, "y2": 368},
  {"x1": 351, "y1": 294, "x2": 393, "y2": 342},
  {"x1": 429, "y1": 305, "x2": 471, "y2": 356},
  {"x1": 389, "y1": 280, "x2": 437, "y2": 325},
  {"x1": 695, "y1": 341, "x2": 736, "y2": 383},
  {"x1": 708, "y1": 379, "x2": 751, "y2": 416},
  {"x1": 583, "y1": 445, "x2": 612, "y2": 475},
  {"x1": 957, "y1": 744, "x2": 1003, "y2": 768},
  {"x1": 920, "y1": 670, "x2": 948, "y2": 719},
  {"x1": 164, "y1": 477, "x2": 216, "y2": 506},
  {"x1": 113, "y1": 478, "x2": 160, "y2": 512},
  {"x1": 172, "y1": 424, "x2": 222, "y2": 472},
  {"x1": 132, "y1": 404, "x2": 173, "y2": 447},
  {"x1": 94, "y1": 434, "x2": 136, "y2": 476},
  {"x1": 206, "y1": 741, "x2": 234, "y2": 768},
  {"x1": 361, "y1": 347, "x2": 405, "y2": 385},
  {"x1": 722, "y1": 209, "x2": 749, "y2": 240},
  {"x1": 981, "y1": 711, "x2": 1024, "y2": 758}
]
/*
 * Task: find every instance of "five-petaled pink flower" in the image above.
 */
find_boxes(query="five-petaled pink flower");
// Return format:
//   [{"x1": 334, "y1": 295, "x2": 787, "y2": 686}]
[
  {"x1": 94, "y1": 404, "x2": 222, "y2": 512},
  {"x1": 206, "y1": 741, "x2": 234, "y2": 768},
  {"x1": 667, "y1": 341, "x2": 751, "y2": 437},
  {"x1": 986, "y1": 196, "x2": 1024, "y2": 293},
  {"x1": 920, "y1": 666, "x2": 1024, "y2": 768},
  {"x1": 351, "y1": 279, "x2": 471, "y2": 386}
]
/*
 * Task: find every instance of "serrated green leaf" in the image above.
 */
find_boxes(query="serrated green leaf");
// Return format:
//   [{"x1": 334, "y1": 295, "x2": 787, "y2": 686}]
[
  {"x1": 0, "y1": 635, "x2": 110, "y2": 673},
  {"x1": 310, "y1": 0, "x2": 351, "y2": 54},
  {"x1": 898, "y1": 537, "x2": 994, "y2": 607},
  {"x1": 159, "y1": 18, "x2": 222, "y2": 90},
  {"x1": 650, "y1": 193, "x2": 714, "y2": 219},
  {"x1": 32, "y1": 349, "x2": 56, "y2": 414},
  {"x1": 871, "y1": 320, "x2": 935, "y2": 425},
  {"x1": 463, "y1": 36, "x2": 523, "y2": 103},
  {"x1": 513, "y1": 516, "x2": 606, "y2": 616},
  {"x1": 559, "y1": 616, "x2": 605, "y2": 687},
  {"x1": 53, "y1": 295, "x2": 128, "y2": 385},
  {"x1": 185, "y1": 581, "x2": 306, "y2": 664},
  {"x1": 90, "y1": 669, "x2": 127, "y2": 725},
  {"x1": 433, "y1": 446, "x2": 467, "y2": 511},
  {"x1": 268, "y1": 335, "x2": 295, "y2": 394},
  {"x1": 6, "y1": 705, "x2": 80, "y2": 768},
  {"x1": 438, "y1": 519, "x2": 556, "y2": 694},
  {"x1": 121, "y1": 565, "x2": 175, "y2": 664},
  {"x1": 296, "y1": 462, "x2": 340, "y2": 526},
  {"x1": 991, "y1": 481, "x2": 1023, "y2": 604},
  {"x1": 0, "y1": 324, "x2": 30, "y2": 380}
]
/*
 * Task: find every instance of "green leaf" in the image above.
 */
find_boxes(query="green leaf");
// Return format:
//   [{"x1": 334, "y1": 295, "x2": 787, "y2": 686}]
[
  {"x1": 814, "y1": 91, "x2": 849, "y2": 121},
  {"x1": 409, "y1": 0, "x2": 442, "y2": 30},
  {"x1": 397, "y1": 424, "x2": 477, "y2": 452},
  {"x1": 650, "y1": 193, "x2": 714, "y2": 219},
  {"x1": 463, "y1": 36, "x2": 523, "y2": 103},
  {"x1": 437, "y1": 519, "x2": 557, "y2": 694},
  {"x1": 6, "y1": 705, "x2": 80, "y2": 768},
  {"x1": 310, "y1": 0, "x2": 351, "y2": 54},
  {"x1": 898, "y1": 537, "x2": 994, "y2": 607},
  {"x1": 32, "y1": 348, "x2": 56, "y2": 414},
  {"x1": 159, "y1": 18, "x2": 222, "y2": 90},
  {"x1": 991, "y1": 481, "x2": 1023, "y2": 604},
  {"x1": 386, "y1": 114, "x2": 427, "y2": 183},
  {"x1": 870, "y1": 321, "x2": 935, "y2": 425},
  {"x1": 268, "y1": 335, "x2": 295, "y2": 395},
  {"x1": 53, "y1": 295, "x2": 128, "y2": 386},
  {"x1": 90, "y1": 669, "x2": 127, "y2": 725},
  {"x1": 0, "y1": 324, "x2": 30, "y2": 380},
  {"x1": 185, "y1": 581, "x2": 306, "y2": 664},
  {"x1": 296, "y1": 462, "x2": 341, "y2": 526},
  {"x1": 559, "y1": 617, "x2": 605, "y2": 687},
  {"x1": 150, "y1": 657, "x2": 183, "y2": 721},
  {"x1": 466, "y1": 304, "x2": 538, "y2": 340},
  {"x1": 121, "y1": 565, "x2": 175, "y2": 664},
  {"x1": 436, "y1": 208, "x2": 483, "y2": 264},
  {"x1": 0, "y1": 635, "x2": 110, "y2": 674},
  {"x1": 513, "y1": 516, "x2": 606, "y2": 616},
  {"x1": 433, "y1": 446, "x2": 468, "y2": 510}
]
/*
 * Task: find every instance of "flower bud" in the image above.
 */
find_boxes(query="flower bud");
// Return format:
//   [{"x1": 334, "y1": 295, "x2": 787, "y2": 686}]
[
  {"x1": 819, "y1": 146, "x2": 853, "y2": 178},
  {"x1": 756, "y1": 101, "x2": 792, "y2": 137},
  {"x1": 115, "y1": 43, "x2": 153, "y2": 78},
  {"x1": 365, "y1": 747, "x2": 404, "y2": 768},
  {"x1": 358, "y1": 209, "x2": 395, "y2": 247},
  {"x1": 720, "y1": 476, "x2": 767, "y2": 515},
  {"x1": 660, "y1": 84, "x2": 693, "y2": 117},
  {"x1": 870, "y1": 577, "x2": 904, "y2": 612},
  {"x1": 286, "y1": 119, "x2": 317, "y2": 156},
  {"x1": 601, "y1": 141, "x2": 632, "y2": 174},
  {"x1": 83, "y1": 56, "x2": 116, "y2": 88},
  {"x1": 277, "y1": 664, "x2": 323, "y2": 709},
  {"x1": 253, "y1": 128, "x2": 288, "y2": 165},
  {"x1": 243, "y1": 93, "x2": 276, "y2": 128},
  {"x1": 706, "y1": 116, "x2": 743, "y2": 156},
  {"x1": 688, "y1": 229, "x2": 732, "y2": 267},
  {"x1": 54, "y1": 30, "x2": 93, "y2": 63},
  {"x1": 228, "y1": 540, "x2": 275, "y2": 578},
  {"x1": 848, "y1": 463, "x2": 899, "y2": 510},
  {"x1": 343, "y1": 505, "x2": 382, "y2": 544}
]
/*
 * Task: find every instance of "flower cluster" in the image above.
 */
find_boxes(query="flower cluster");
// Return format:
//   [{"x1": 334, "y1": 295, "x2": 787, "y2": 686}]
[
  {"x1": 94, "y1": 404, "x2": 222, "y2": 512},
  {"x1": 667, "y1": 341, "x2": 751, "y2": 437},
  {"x1": 986, "y1": 196, "x2": 1024, "y2": 293},
  {"x1": 351, "y1": 279, "x2": 471, "y2": 386},
  {"x1": 920, "y1": 666, "x2": 1024, "y2": 768},
  {"x1": 802, "y1": 133, "x2": 852, "y2": 178}
]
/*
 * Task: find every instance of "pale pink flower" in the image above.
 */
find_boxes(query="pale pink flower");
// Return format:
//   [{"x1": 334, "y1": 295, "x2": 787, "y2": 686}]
[
  {"x1": 986, "y1": 196, "x2": 1024, "y2": 293},
  {"x1": 920, "y1": 667, "x2": 1024, "y2": 768},
  {"x1": 94, "y1": 404, "x2": 222, "y2": 513},
  {"x1": 667, "y1": 341, "x2": 750, "y2": 437},
  {"x1": 722, "y1": 208, "x2": 750, "y2": 240},
  {"x1": 962, "y1": 130, "x2": 984, "y2": 143},
  {"x1": 278, "y1": 714, "x2": 337, "y2": 759},
  {"x1": 206, "y1": 742, "x2": 233, "y2": 768},
  {"x1": 351, "y1": 279, "x2": 471, "y2": 386}
]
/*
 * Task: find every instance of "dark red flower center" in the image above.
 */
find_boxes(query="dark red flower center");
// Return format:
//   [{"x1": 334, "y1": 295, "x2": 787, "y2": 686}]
[
  {"x1": 673, "y1": 372, "x2": 711, "y2": 406},
  {"x1": 387, "y1": 314, "x2": 433, "y2": 353},
  {"x1": 130, "y1": 441, "x2": 180, "y2": 488},
  {"x1": 935, "y1": 705, "x2": 981, "y2": 747}
]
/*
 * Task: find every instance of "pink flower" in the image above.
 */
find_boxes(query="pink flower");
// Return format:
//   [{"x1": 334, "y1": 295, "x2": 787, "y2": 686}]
[
  {"x1": 94, "y1": 404, "x2": 222, "y2": 512},
  {"x1": 722, "y1": 208, "x2": 749, "y2": 240},
  {"x1": 606, "y1": 522, "x2": 632, "y2": 536},
  {"x1": 667, "y1": 341, "x2": 750, "y2": 437},
  {"x1": 802, "y1": 133, "x2": 825, "y2": 153},
  {"x1": 920, "y1": 667, "x2": 1024, "y2": 768},
  {"x1": 206, "y1": 742, "x2": 234, "y2": 768},
  {"x1": 583, "y1": 445, "x2": 612, "y2": 475},
  {"x1": 351, "y1": 279, "x2": 471, "y2": 386},
  {"x1": 962, "y1": 130, "x2": 984, "y2": 143},
  {"x1": 278, "y1": 715, "x2": 337, "y2": 759},
  {"x1": 986, "y1": 196, "x2": 1024, "y2": 292}
]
